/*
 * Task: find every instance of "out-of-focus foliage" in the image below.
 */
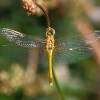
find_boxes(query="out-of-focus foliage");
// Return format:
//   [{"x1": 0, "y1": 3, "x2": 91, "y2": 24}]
[{"x1": 0, "y1": 0, "x2": 100, "y2": 100}]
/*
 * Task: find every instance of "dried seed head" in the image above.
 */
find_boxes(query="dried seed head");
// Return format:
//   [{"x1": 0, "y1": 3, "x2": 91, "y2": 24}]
[{"x1": 21, "y1": 0, "x2": 37, "y2": 15}]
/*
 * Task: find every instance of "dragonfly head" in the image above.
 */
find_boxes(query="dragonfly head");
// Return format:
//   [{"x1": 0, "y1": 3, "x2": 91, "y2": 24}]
[{"x1": 46, "y1": 27, "x2": 55, "y2": 37}]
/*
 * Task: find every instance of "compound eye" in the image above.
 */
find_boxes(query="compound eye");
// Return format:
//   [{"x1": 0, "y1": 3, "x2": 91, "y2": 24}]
[{"x1": 47, "y1": 32, "x2": 53, "y2": 36}]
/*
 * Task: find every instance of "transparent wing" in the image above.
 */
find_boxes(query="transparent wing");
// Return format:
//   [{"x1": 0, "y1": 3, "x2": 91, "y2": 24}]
[
  {"x1": 55, "y1": 31, "x2": 100, "y2": 48},
  {"x1": 0, "y1": 28, "x2": 46, "y2": 48},
  {"x1": 53, "y1": 47, "x2": 93, "y2": 64},
  {"x1": 54, "y1": 31, "x2": 100, "y2": 64}
]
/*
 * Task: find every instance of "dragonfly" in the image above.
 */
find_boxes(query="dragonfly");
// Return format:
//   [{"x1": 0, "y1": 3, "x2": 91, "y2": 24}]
[{"x1": 0, "y1": 27, "x2": 100, "y2": 86}]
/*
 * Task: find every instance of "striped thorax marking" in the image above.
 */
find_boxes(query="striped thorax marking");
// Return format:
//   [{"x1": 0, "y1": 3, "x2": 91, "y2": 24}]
[{"x1": 46, "y1": 27, "x2": 55, "y2": 52}]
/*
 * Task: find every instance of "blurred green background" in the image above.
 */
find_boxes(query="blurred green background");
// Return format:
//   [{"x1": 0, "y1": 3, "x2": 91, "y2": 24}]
[{"x1": 0, "y1": 0, "x2": 100, "y2": 100}]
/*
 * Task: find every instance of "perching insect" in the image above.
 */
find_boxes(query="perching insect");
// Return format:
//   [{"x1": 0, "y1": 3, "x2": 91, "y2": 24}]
[
  {"x1": 0, "y1": 0, "x2": 100, "y2": 86},
  {"x1": 0, "y1": 27, "x2": 100, "y2": 86}
]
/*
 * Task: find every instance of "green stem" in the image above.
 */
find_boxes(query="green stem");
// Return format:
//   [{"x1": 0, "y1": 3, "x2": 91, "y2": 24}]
[{"x1": 53, "y1": 68, "x2": 66, "y2": 100}]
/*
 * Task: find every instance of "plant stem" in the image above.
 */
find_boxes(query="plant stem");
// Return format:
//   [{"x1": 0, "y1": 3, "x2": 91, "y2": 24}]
[
  {"x1": 35, "y1": 2, "x2": 51, "y2": 28},
  {"x1": 53, "y1": 68, "x2": 66, "y2": 100}
]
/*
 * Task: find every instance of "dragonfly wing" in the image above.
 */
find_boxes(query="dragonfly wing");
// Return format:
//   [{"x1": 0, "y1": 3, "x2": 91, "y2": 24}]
[
  {"x1": 53, "y1": 46, "x2": 93, "y2": 64},
  {"x1": 0, "y1": 28, "x2": 45, "y2": 48},
  {"x1": 54, "y1": 31, "x2": 100, "y2": 64},
  {"x1": 55, "y1": 31, "x2": 100, "y2": 48}
]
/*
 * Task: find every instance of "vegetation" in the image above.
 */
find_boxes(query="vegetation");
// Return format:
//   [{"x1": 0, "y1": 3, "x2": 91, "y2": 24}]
[{"x1": 0, "y1": 0, "x2": 100, "y2": 100}]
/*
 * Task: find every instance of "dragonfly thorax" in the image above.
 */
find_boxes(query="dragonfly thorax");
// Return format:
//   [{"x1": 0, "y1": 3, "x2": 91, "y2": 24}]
[
  {"x1": 45, "y1": 27, "x2": 55, "y2": 51},
  {"x1": 46, "y1": 35, "x2": 55, "y2": 51}
]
